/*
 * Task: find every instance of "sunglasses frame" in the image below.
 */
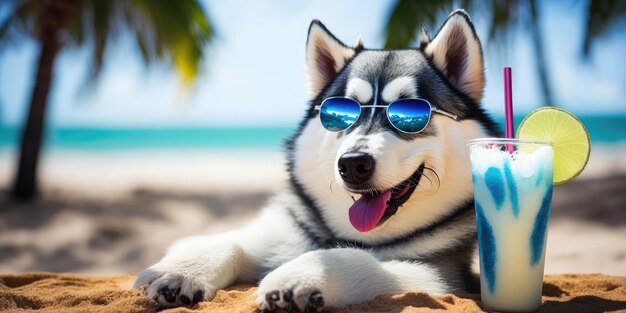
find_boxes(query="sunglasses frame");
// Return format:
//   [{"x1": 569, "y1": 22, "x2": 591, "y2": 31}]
[{"x1": 315, "y1": 97, "x2": 459, "y2": 134}]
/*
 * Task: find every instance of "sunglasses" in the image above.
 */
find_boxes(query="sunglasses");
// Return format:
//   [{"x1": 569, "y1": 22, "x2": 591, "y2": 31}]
[{"x1": 315, "y1": 97, "x2": 458, "y2": 133}]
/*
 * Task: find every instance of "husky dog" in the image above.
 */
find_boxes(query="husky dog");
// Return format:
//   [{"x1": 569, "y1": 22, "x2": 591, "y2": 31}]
[{"x1": 135, "y1": 9, "x2": 499, "y2": 311}]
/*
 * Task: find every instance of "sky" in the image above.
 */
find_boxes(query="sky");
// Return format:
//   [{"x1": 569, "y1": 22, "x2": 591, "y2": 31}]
[{"x1": 0, "y1": 0, "x2": 625, "y2": 128}]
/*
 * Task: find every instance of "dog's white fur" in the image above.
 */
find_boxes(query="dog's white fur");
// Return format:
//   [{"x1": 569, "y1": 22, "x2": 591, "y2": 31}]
[
  {"x1": 381, "y1": 77, "x2": 417, "y2": 103},
  {"x1": 135, "y1": 10, "x2": 492, "y2": 310},
  {"x1": 346, "y1": 78, "x2": 373, "y2": 104}
]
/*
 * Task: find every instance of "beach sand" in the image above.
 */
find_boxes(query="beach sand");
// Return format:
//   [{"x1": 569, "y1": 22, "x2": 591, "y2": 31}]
[
  {"x1": 0, "y1": 272, "x2": 625, "y2": 312},
  {"x1": 0, "y1": 144, "x2": 625, "y2": 311}
]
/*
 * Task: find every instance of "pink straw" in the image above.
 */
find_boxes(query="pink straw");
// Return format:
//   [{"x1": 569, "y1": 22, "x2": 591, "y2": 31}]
[
  {"x1": 504, "y1": 67, "x2": 514, "y2": 139},
  {"x1": 503, "y1": 67, "x2": 514, "y2": 153}
]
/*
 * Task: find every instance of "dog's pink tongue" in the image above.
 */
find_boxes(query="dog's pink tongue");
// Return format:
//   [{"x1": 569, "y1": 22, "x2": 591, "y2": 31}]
[{"x1": 348, "y1": 191, "x2": 391, "y2": 232}]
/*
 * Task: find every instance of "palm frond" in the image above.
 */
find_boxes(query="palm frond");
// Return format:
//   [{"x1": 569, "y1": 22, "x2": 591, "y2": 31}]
[
  {"x1": 384, "y1": 0, "x2": 455, "y2": 48},
  {"x1": 122, "y1": 0, "x2": 215, "y2": 84},
  {"x1": 83, "y1": 0, "x2": 116, "y2": 80},
  {"x1": 486, "y1": 0, "x2": 520, "y2": 45},
  {"x1": 582, "y1": 0, "x2": 626, "y2": 57},
  {"x1": 2, "y1": 0, "x2": 214, "y2": 85},
  {"x1": 528, "y1": 0, "x2": 553, "y2": 105},
  {"x1": 0, "y1": 0, "x2": 42, "y2": 48}
]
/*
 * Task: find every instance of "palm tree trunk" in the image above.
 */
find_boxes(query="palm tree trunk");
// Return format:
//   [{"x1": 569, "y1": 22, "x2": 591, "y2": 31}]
[
  {"x1": 12, "y1": 36, "x2": 61, "y2": 200},
  {"x1": 11, "y1": 0, "x2": 73, "y2": 200}
]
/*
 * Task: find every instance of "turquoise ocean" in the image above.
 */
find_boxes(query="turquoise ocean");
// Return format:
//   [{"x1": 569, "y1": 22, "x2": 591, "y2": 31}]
[{"x1": 0, "y1": 115, "x2": 625, "y2": 151}]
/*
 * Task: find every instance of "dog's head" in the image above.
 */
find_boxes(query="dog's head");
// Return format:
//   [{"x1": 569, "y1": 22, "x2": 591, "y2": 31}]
[{"x1": 288, "y1": 10, "x2": 499, "y2": 241}]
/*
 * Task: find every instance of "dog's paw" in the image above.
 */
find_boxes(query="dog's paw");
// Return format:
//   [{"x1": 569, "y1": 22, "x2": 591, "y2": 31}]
[
  {"x1": 134, "y1": 267, "x2": 215, "y2": 308},
  {"x1": 257, "y1": 261, "x2": 327, "y2": 312},
  {"x1": 259, "y1": 289, "x2": 324, "y2": 313}
]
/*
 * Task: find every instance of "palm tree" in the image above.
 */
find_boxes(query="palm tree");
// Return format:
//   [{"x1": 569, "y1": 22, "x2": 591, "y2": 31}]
[
  {"x1": 0, "y1": 0, "x2": 214, "y2": 200},
  {"x1": 383, "y1": 0, "x2": 626, "y2": 106}
]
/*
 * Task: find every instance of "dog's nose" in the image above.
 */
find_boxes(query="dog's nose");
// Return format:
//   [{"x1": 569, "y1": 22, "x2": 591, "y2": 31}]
[{"x1": 337, "y1": 152, "x2": 375, "y2": 185}]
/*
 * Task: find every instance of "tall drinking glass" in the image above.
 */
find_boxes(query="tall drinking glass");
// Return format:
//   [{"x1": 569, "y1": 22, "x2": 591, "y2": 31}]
[{"x1": 468, "y1": 138, "x2": 554, "y2": 312}]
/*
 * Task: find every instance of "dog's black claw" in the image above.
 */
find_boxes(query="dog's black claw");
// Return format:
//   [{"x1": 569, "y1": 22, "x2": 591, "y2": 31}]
[
  {"x1": 192, "y1": 290, "x2": 204, "y2": 305},
  {"x1": 264, "y1": 290, "x2": 280, "y2": 311},
  {"x1": 282, "y1": 289, "x2": 295, "y2": 312},
  {"x1": 305, "y1": 291, "x2": 324, "y2": 312},
  {"x1": 159, "y1": 286, "x2": 179, "y2": 303},
  {"x1": 309, "y1": 291, "x2": 324, "y2": 306},
  {"x1": 282, "y1": 289, "x2": 293, "y2": 302},
  {"x1": 180, "y1": 294, "x2": 191, "y2": 305}
]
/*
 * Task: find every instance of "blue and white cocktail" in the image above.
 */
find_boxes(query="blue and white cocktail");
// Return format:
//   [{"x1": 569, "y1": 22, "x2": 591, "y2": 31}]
[{"x1": 468, "y1": 138, "x2": 553, "y2": 312}]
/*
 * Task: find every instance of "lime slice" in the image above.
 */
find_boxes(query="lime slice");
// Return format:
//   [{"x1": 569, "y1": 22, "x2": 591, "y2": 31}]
[{"x1": 516, "y1": 107, "x2": 590, "y2": 185}]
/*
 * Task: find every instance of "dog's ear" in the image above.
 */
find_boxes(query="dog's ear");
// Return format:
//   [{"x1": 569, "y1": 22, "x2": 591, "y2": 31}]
[
  {"x1": 424, "y1": 10, "x2": 485, "y2": 103},
  {"x1": 306, "y1": 20, "x2": 357, "y2": 99}
]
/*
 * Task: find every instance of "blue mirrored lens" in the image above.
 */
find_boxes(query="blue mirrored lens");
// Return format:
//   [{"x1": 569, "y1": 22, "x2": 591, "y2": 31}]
[
  {"x1": 387, "y1": 99, "x2": 431, "y2": 133},
  {"x1": 320, "y1": 98, "x2": 361, "y2": 131}
]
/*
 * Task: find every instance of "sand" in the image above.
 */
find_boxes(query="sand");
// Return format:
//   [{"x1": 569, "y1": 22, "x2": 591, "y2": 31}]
[{"x1": 0, "y1": 273, "x2": 625, "y2": 312}]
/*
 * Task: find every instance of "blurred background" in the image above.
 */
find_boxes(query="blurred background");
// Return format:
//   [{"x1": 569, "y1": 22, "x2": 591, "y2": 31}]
[{"x1": 0, "y1": 0, "x2": 624, "y2": 276}]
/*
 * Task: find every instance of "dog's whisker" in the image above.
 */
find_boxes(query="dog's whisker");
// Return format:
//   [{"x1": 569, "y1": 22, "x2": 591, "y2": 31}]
[
  {"x1": 423, "y1": 166, "x2": 441, "y2": 192},
  {"x1": 373, "y1": 165, "x2": 442, "y2": 196},
  {"x1": 326, "y1": 175, "x2": 342, "y2": 195}
]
